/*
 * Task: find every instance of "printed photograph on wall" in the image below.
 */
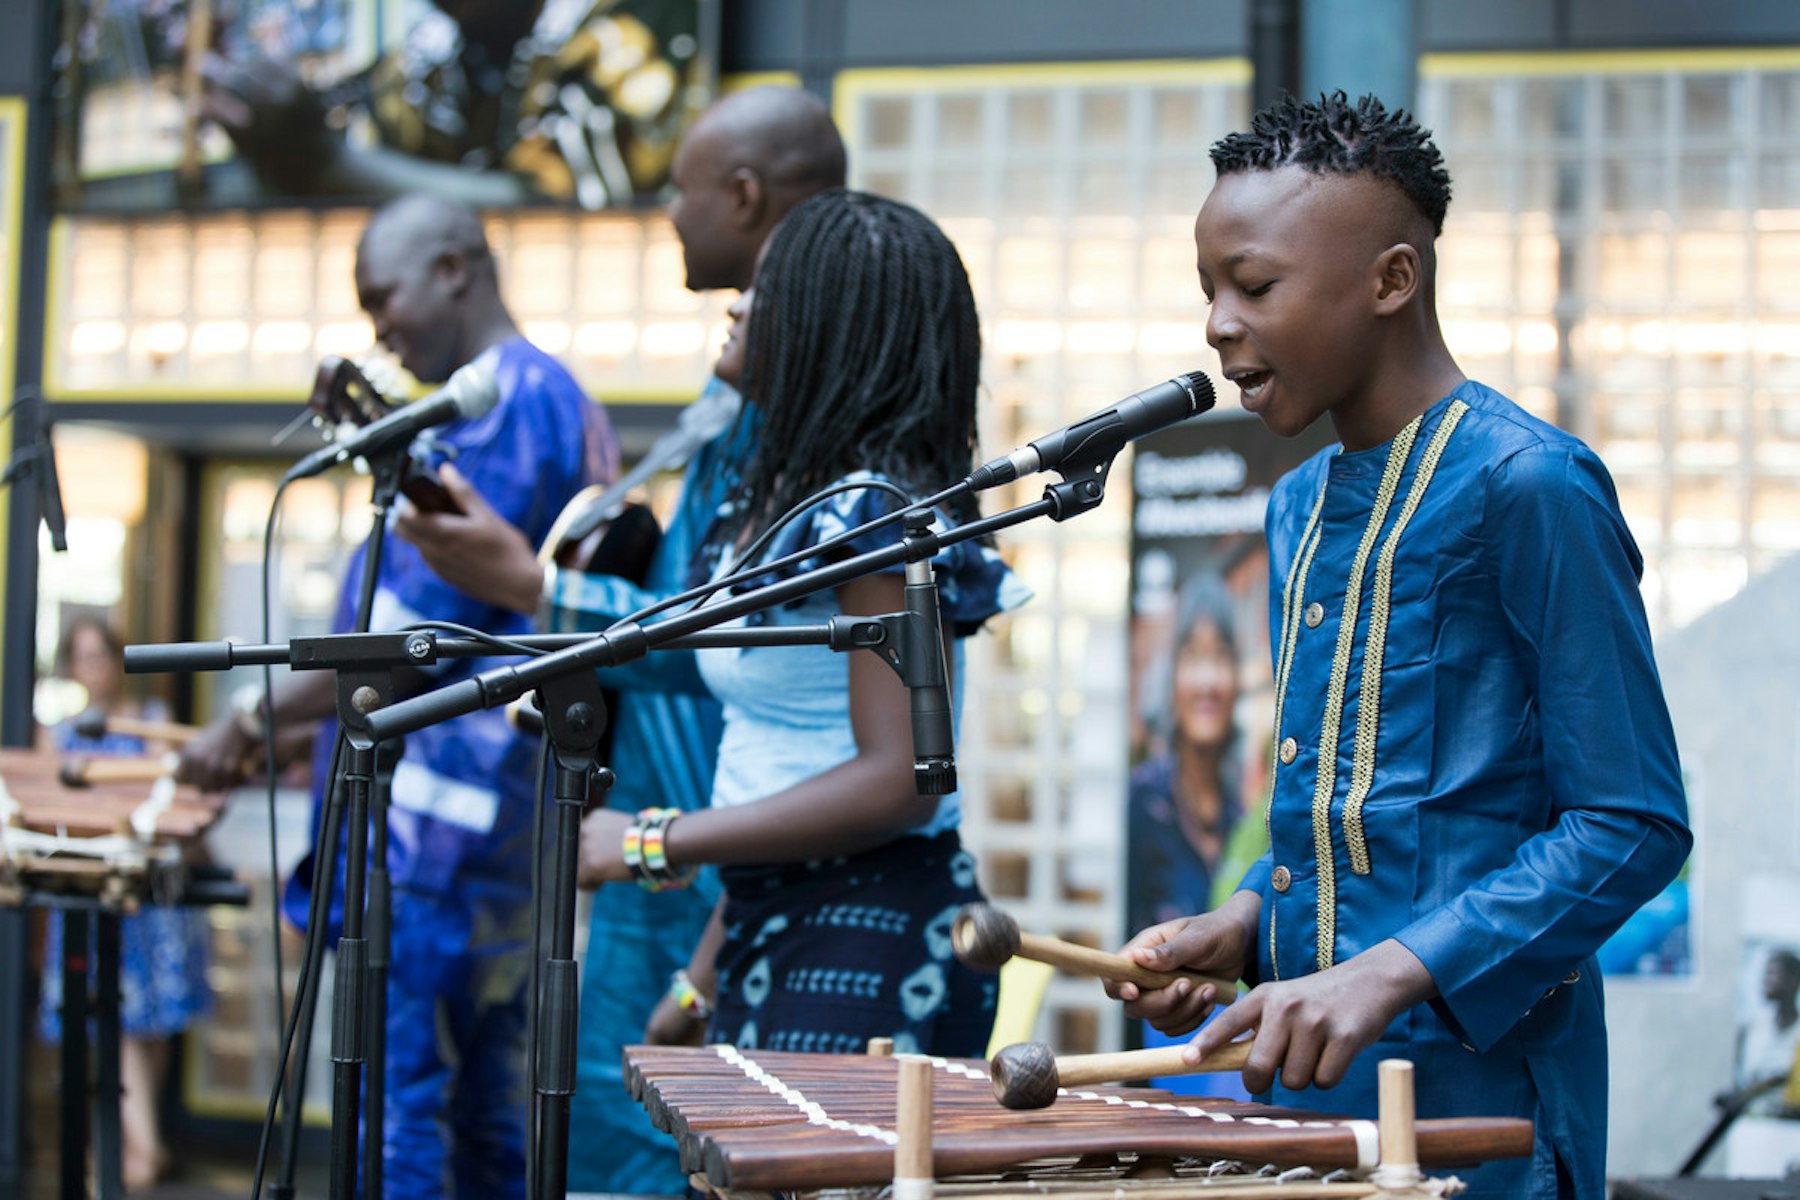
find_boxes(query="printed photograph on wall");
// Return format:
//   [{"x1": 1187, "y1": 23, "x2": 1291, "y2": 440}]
[
  {"x1": 1123, "y1": 411, "x2": 1332, "y2": 1093},
  {"x1": 49, "y1": 0, "x2": 716, "y2": 212}
]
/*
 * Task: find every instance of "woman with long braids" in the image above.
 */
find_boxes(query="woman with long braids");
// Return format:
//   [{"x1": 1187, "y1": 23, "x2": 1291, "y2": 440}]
[{"x1": 579, "y1": 189, "x2": 1027, "y2": 1056}]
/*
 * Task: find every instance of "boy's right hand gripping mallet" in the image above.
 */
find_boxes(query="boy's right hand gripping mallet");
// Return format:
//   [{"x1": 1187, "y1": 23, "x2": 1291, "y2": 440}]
[
  {"x1": 990, "y1": 1039, "x2": 1256, "y2": 1109},
  {"x1": 951, "y1": 901, "x2": 1238, "y2": 996}
]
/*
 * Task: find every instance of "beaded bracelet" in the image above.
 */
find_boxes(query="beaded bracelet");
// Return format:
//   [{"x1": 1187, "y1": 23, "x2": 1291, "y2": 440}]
[
  {"x1": 621, "y1": 807, "x2": 696, "y2": 892},
  {"x1": 668, "y1": 967, "x2": 713, "y2": 1022}
]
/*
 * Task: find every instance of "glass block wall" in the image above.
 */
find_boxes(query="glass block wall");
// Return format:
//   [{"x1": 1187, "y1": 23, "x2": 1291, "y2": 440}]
[
  {"x1": 1422, "y1": 51, "x2": 1800, "y2": 633},
  {"x1": 837, "y1": 62, "x2": 1253, "y2": 1052}
]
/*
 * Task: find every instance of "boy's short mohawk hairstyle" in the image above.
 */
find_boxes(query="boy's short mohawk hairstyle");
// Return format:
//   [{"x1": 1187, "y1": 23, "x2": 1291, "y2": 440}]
[{"x1": 1210, "y1": 91, "x2": 1453, "y2": 236}]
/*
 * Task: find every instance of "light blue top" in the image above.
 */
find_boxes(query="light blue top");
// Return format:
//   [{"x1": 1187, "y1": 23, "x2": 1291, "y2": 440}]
[{"x1": 695, "y1": 471, "x2": 1031, "y2": 834}]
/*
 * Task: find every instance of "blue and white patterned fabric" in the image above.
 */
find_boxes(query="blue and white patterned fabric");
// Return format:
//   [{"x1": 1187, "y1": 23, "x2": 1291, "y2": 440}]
[
  {"x1": 1244, "y1": 381, "x2": 1690, "y2": 1200},
  {"x1": 285, "y1": 335, "x2": 614, "y2": 1200},
  {"x1": 709, "y1": 829, "x2": 996, "y2": 1058},
  {"x1": 39, "y1": 716, "x2": 211, "y2": 1042}
]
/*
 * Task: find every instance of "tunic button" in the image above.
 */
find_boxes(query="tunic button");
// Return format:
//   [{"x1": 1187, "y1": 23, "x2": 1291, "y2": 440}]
[
  {"x1": 1279, "y1": 736, "x2": 1298, "y2": 765},
  {"x1": 1304, "y1": 602, "x2": 1324, "y2": 628},
  {"x1": 1271, "y1": 865, "x2": 1291, "y2": 892}
]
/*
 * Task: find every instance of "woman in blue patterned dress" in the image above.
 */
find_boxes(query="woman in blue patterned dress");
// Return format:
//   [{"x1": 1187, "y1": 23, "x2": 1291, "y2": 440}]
[
  {"x1": 39, "y1": 616, "x2": 210, "y2": 1193},
  {"x1": 579, "y1": 189, "x2": 1028, "y2": 1057}
]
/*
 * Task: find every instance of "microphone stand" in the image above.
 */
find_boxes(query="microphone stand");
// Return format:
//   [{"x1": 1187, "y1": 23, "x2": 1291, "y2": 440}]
[
  {"x1": 361, "y1": 468, "x2": 1107, "y2": 748},
  {"x1": 361, "y1": 469, "x2": 1110, "y2": 1199},
  {"x1": 128, "y1": 621, "x2": 892, "y2": 1196},
  {"x1": 527, "y1": 664, "x2": 608, "y2": 1200},
  {"x1": 227, "y1": 435, "x2": 417, "y2": 1200},
  {"x1": 314, "y1": 441, "x2": 420, "y2": 1200},
  {"x1": 130, "y1": 463, "x2": 1114, "y2": 1200}
]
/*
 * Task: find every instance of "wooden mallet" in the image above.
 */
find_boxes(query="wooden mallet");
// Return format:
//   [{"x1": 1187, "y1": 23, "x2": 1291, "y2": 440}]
[
  {"x1": 989, "y1": 1039, "x2": 1255, "y2": 1110},
  {"x1": 952, "y1": 902, "x2": 1237, "y2": 997},
  {"x1": 58, "y1": 753, "x2": 180, "y2": 788},
  {"x1": 73, "y1": 708, "x2": 202, "y2": 746}
]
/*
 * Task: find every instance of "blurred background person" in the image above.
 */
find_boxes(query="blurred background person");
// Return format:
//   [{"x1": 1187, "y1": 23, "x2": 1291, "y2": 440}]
[
  {"x1": 1123, "y1": 577, "x2": 1255, "y2": 1100},
  {"x1": 1738, "y1": 948, "x2": 1800, "y2": 1115},
  {"x1": 37, "y1": 615, "x2": 211, "y2": 1195},
  {"x1": 1126, "y1": 574, "x2": 1246, "y2": 935}
]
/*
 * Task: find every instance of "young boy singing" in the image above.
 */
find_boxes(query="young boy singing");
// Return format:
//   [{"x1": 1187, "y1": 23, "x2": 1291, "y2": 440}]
[{"x1": 1109, "y1": 93, "x2": 1692, "y2": 1199}]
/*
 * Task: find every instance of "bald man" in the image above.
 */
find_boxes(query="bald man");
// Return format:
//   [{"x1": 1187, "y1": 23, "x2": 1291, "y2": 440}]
[
  {"x1": 180, "y1": 194, "x2": 616, "y2": 1199},
  {"x1": 392, "y1": 85, "x2": 845, "y2": 1197}
]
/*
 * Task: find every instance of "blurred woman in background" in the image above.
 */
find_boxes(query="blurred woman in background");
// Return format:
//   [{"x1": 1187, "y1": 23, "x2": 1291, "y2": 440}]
[{"x1": 39, "y1": 616, "x2": 211, "y2": 1194}]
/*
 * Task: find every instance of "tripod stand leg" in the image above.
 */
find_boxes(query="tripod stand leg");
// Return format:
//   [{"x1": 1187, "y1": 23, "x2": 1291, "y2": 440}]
[
  {"x1": 93, "y1": 912, "x2": 123, "y2": 1199},
  {"x1": 533, "y1": 760, "x2": 588, "y2": 1200},
  {"x1": 363, "y1": 738, "x2": 399, "y2": 1200},
  {"x1": 328, "y1": 749, "x2": 374, "y2": 1200}
]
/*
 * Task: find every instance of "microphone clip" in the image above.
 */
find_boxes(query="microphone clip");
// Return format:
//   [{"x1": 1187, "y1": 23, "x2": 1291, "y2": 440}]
[
  {"x1": 1043, "y1": 459, "x2": 1114, "y2": 523},
  {"x1": 860, "y1": 509, "x2": 959, "y2": 796}
]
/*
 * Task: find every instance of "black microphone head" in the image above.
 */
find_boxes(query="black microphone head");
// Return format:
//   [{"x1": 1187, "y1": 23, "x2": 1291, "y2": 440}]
[
  {"x1": 1175, "y1": 370, "x2": 1217, "y2": 418},
  {"x1": 915, "y1": 758, "x2": 957, "y2": 797}
]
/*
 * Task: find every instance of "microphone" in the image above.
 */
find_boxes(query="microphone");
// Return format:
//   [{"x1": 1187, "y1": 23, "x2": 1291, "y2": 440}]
[
  {"x1": 967, "y1": 371, "x2": 1216, "y2": 490},
  {"x1": 902, "y1": 557, "x2": 957, "y2": 796},
  {"x1": 283, "y1": 355, "x2": 501, "y2": 483}
]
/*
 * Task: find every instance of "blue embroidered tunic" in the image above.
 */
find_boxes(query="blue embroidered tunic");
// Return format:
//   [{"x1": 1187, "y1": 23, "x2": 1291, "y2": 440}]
[{"x1": 1244, "y1": 382, "x2": 1690, "y2": 1199}]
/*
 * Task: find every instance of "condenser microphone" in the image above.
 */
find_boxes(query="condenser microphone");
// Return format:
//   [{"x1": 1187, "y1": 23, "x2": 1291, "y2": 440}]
[
  {"x1": 903, "y1": 557, "x2": 957, "y2": 797},
  {"x1": 283, "y1": 354, "x2": 501, "y2": 483},
  {"x1": 967, "y1": 371, "x2": 1216, "y2": 490}
]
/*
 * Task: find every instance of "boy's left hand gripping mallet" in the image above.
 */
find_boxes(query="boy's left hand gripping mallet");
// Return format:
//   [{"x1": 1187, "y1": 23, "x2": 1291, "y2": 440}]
[{"x1": 951, "y1": 902, "x2": 1238, "y2": 996}]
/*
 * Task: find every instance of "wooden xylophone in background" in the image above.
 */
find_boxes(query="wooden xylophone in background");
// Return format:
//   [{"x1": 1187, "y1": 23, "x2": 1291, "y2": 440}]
[
  {"x1": 0, "y1": 746, "x2": 222, "y2": 905},
  {"x1": 622, "y1": 1044, "x2": 1535, "y2": 1197}
]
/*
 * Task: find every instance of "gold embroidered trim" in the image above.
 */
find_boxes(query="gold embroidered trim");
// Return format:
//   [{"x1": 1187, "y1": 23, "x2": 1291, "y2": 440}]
[
  {"x1": 1268, "y1": 894, "x2": 1279, "y2": 984},
  {"x1": 1268, "y1": 488, "x2": 1329, "y2": 834},
  {"x1": 1265, "y1": 484, "x2": 1327, "y2": 983},
  {"x1": 1308, "y1": 417, "x2": 1420, "y2": 972},
  {"x1": 1343, "y1": 400, "x2": 1469, "y2": 876}
]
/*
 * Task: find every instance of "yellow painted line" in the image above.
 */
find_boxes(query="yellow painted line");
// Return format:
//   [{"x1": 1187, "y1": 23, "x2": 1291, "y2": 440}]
[
  {"x1": 0, "y1": 96, "x2": 27, "y2": 707},
  {"x1": 1423, "y1": 47, "x2": 1800, "y2": 79},
  {"x1": 721, "y1": 71, "x2": 802, "y2": 93}
]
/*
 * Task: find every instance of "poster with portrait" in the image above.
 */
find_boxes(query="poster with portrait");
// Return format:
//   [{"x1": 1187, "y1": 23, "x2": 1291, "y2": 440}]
[
  {"x1": 1122, "y1": 411, "x2": 1331, "y2": 1088},
  {"x1": 1125, "y1": 410, "x2": 1331, "y2": 940},
  {"x1": 49, "y1": 0, "x2": 716, "y2": 212}
]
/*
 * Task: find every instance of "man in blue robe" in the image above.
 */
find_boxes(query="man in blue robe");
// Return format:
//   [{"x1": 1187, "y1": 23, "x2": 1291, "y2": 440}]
[{"x1": 181, "y1": 194, "x2": 616, "y2": 1199}]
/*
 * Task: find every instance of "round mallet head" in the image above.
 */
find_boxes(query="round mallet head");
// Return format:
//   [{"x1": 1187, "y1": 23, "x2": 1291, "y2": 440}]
[
  {"x1": 952, "y1": 902, "x2": 1022, "y2": 971},
  {"x1": 58, "y1": 759, "x2": 91, "y2": 788},
  {"x1": 989, "y1": 1040, "x2": 1059, "y2": 1110}
]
